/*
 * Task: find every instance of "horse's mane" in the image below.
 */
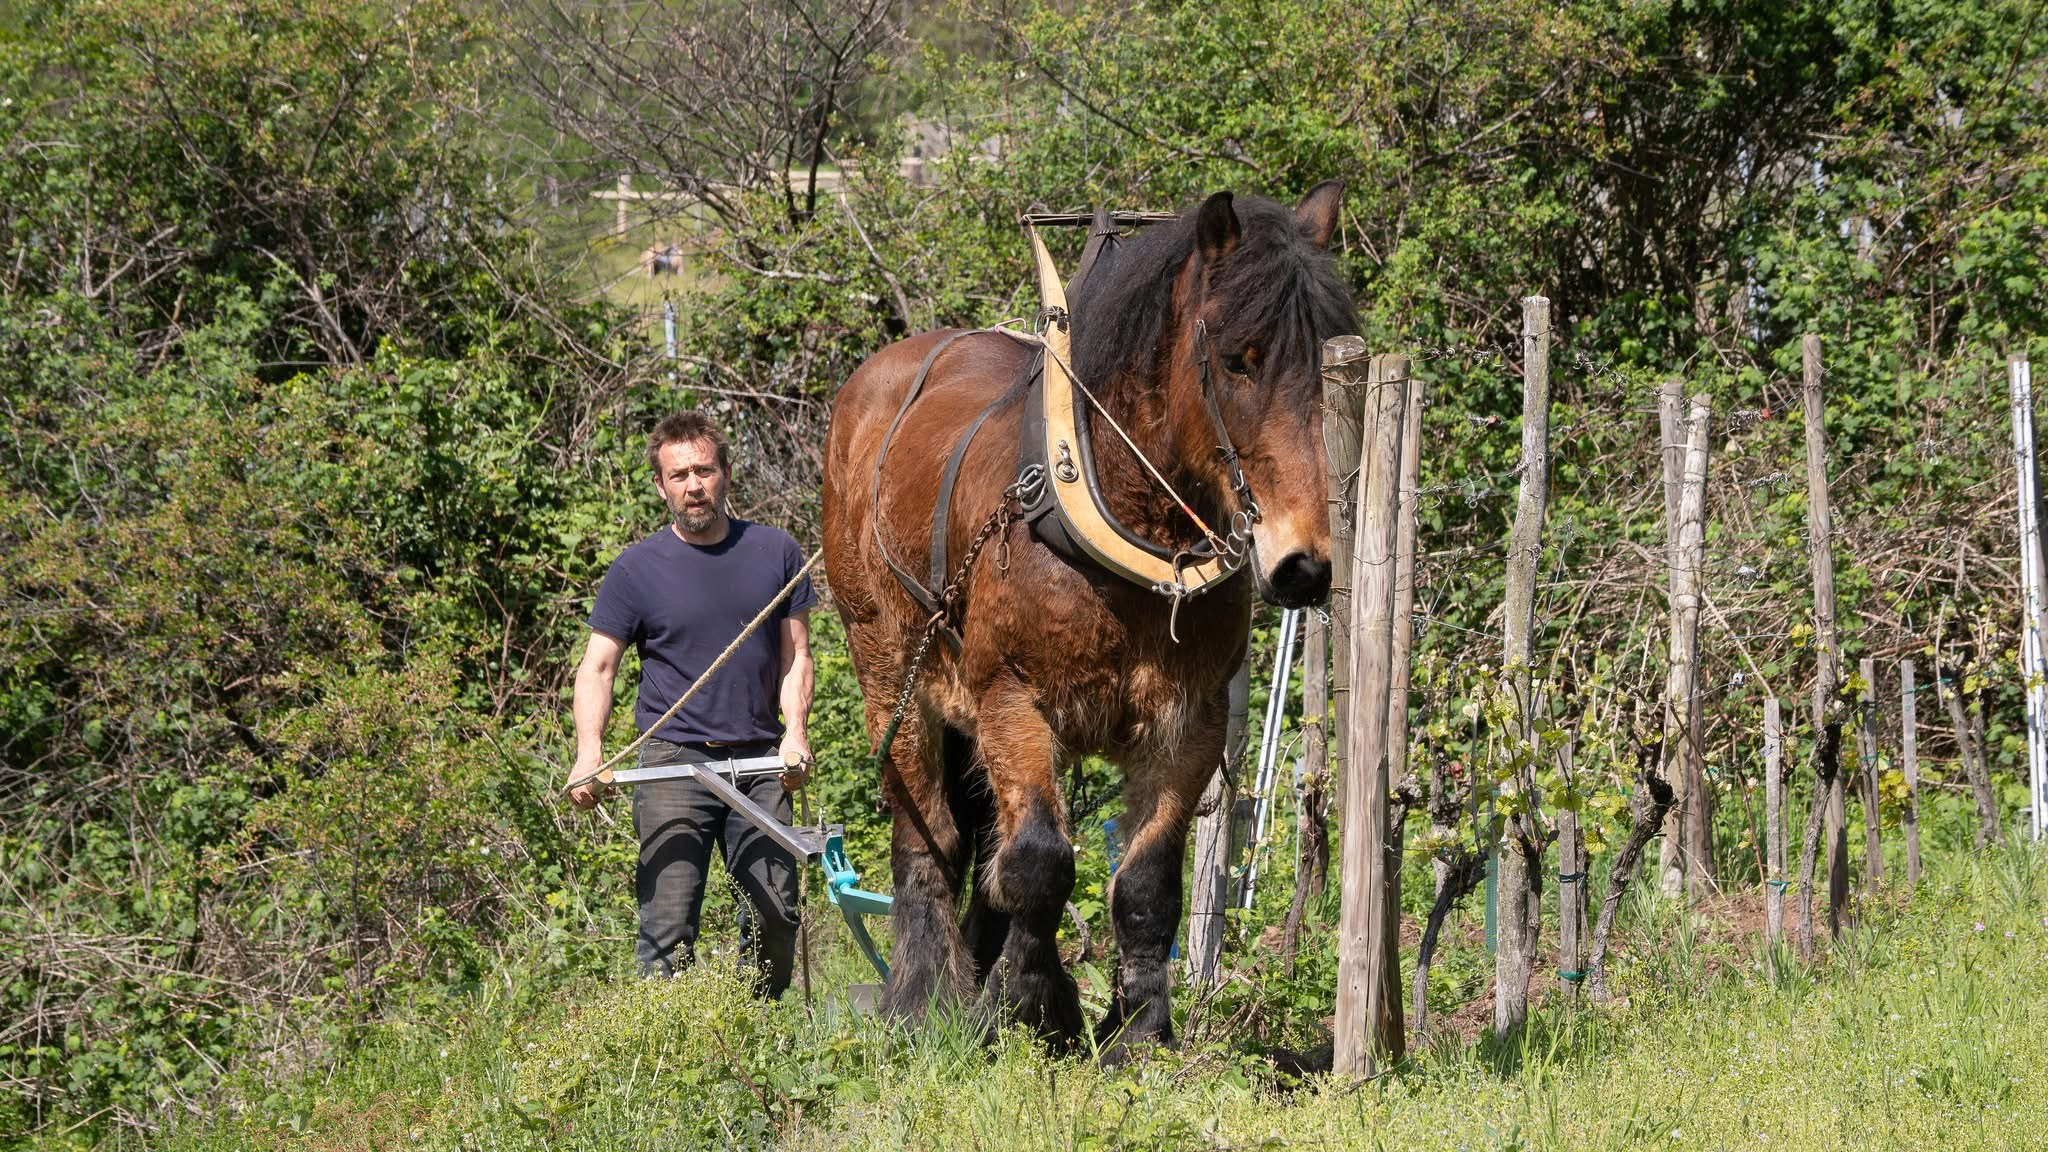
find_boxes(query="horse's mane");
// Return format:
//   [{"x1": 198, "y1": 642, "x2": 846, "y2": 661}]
[{"x1": 1070, "y1": 194, "x2": 1357, "y2": 385}]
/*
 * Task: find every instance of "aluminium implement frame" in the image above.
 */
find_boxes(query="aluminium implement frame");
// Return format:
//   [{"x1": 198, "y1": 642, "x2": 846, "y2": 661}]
[{"x1": 610, "y1": 753, "x2": 896, "y2": 981}]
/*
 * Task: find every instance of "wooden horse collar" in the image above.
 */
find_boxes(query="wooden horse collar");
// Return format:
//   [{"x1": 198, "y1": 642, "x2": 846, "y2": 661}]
[
  {"x1": 1012, "y1": 210, "x2": 1258, "y2": 608},
  {"x1": 867, "y1": 209, "x2": 1257, "y2": 647}
]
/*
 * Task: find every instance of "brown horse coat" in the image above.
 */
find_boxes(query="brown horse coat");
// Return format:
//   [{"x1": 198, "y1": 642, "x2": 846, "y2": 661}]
[{"x1": 822, "y1": 185, "x2": 1356, "y2": 1050}]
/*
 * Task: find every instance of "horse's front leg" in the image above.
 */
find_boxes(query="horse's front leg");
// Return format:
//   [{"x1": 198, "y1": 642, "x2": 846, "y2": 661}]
[
  {"x1": 1097, "y1": 694, "x2": 1227, "y2": 1056},
  {"x1": 974, "y1": 672, "x2": 1085, "y2": 1048}
]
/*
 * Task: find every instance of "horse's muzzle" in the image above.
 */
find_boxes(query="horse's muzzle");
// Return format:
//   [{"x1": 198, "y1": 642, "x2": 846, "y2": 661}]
[{"x1": 1260, "y1": 551, "x2": 1331, "y2": 608}]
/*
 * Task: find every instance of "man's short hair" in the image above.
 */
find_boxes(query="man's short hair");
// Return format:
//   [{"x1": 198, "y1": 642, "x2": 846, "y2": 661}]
[{"x1": 647, "y1": 410, "x2": 731, "y2": 475}]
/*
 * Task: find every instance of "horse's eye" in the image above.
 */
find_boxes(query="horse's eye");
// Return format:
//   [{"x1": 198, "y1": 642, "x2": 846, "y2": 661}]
[{"x1": 1222, "y1": 353, "x2": 1252, "y2": 377}]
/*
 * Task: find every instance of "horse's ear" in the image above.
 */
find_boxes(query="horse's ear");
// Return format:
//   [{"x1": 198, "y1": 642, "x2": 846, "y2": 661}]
[
  {"x1": 1196, "y1": 191, "x2": 1239, "y2": 265},
  {"x1": 1295, "y1": 179, "x2": 1344, "y2": 249}
]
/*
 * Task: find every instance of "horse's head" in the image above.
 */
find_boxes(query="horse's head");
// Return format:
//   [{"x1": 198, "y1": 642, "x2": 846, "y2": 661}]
[
  {"x1": 1070, "y1": 182, "x2": 1357, "y2": 610},
  {"x1": 1182, "y1": 182, "x2": 1355, "y2": 608}
]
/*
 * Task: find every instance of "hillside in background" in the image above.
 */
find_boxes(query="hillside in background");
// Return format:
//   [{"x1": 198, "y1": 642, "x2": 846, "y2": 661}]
[{"x1": 2, "y1": 0, "x2": 2045, "y2": 1142}]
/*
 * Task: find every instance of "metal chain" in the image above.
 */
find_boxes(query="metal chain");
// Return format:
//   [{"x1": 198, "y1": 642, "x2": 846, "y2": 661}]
[
  {"x1": 873, "y1": 472, "x2": 1040, "y2": 769},
  {"x1": 939, "y1": 474, "x2": 1031, "y2": 616}
]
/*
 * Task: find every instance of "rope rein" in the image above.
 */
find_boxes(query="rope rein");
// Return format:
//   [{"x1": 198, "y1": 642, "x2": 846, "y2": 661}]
[{"x1": 1041, "y1": 337, "x2": 1229, "y2": 551}]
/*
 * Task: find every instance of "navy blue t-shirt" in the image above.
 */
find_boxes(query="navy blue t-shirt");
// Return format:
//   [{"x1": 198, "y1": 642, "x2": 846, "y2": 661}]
[{"x1": 587, "y1": 520, "x2": 817, "y2": 745}]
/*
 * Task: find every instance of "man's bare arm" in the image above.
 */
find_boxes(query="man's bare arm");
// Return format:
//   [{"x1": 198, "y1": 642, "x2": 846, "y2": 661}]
[
  {"x1": 776, "y1": 610, "x2": 814, "y2": 780},
  {"x1": 568, "y1": 630, "x2": 626, "y2": 808}
]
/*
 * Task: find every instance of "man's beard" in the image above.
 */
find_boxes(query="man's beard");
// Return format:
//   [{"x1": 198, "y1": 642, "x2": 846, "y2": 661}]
[{"x1": 675, "y1": 500, "x2": 719, "y2": 534}]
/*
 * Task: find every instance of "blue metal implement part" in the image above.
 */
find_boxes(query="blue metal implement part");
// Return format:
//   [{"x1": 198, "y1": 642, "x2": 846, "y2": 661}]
[{"x1": 820, "y1": 832, "x2": 894, "y2": 981}]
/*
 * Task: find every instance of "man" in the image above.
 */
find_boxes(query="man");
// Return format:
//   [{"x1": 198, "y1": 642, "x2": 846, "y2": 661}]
[{"x1": 567, "y1": 411, "x2": 816, "y2": 994}]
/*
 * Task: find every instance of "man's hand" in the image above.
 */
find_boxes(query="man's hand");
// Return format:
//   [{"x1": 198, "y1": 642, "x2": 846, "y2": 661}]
[
  {"x1": 778, "y1": 733, "x2": 812, "y2": 792},
  {"x1": 566, "y1": 756, "x2": 608, "y2": 810}
]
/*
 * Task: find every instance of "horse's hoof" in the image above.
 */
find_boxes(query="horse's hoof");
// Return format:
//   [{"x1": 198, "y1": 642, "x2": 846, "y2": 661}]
[
  {"x1": 1095, "y1": 1025, "x2": 1175, "y2": 1067},
  {"x1": 986, "y1": 963, "x2": 1085, "y2": 1051},
  {"x1": 879, "y1": 970, "x2": 971, "y2": 1024}
]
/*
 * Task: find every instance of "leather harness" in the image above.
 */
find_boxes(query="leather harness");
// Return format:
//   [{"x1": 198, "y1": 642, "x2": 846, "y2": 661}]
[{"x1": 866, "y1": 208, "x2": 1260, "y2": 647}]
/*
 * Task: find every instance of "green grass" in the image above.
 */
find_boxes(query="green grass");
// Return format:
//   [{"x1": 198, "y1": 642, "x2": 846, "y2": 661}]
[{"x1": 168, "y1": 841, "x2": 2048, "y2": 1151}]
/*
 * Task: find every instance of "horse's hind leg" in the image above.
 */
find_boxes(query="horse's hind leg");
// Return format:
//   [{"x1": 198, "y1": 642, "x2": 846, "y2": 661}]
[
  {"x1": 945, "y1": 735, "x2": 1010, "y2": 986},
  {"x1": 975, "y1": 673, "x2": 1084, "y2": 1048},
  {"x1": 874, "y1": 701, "x2": 975, "y2": 1020},
  {"x1": 1096, "y1": 702, "x2": 1227, "y2": 1056}
]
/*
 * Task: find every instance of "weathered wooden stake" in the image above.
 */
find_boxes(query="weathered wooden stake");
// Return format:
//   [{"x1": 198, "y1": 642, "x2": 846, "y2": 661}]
[
  {"x1": 1323, "y1": 337, "x2": 1369, "y2": 816},
  {"x1": 1763, "y1": 697, "x2": 1785, "y2": 945},
  {"x1": 1334, "y1": 355, "x2": 1408, "y2": 1076},
  {"x1": 1281, "y1": 612, "x2": 1329, "y2": 973},
  {"x1": 1494, "y1": 296, "x2": 1551, "y2": 1039},
  {"x1": 1656, "y1": 380, "x2": 1687, "y2": 896},
  {"x1": 1857, "y1": 656, "x2": 1884, "y2": 888},
  {"x1": 1379, "y1": 354, "x2": 1419, "y2": 1052},
  {"x1": 1900, "y1": 660, "x2": 1921, "y2": 887},
  {"x1": 1683, "y1": 394, "x2": 1716, "y2": 894},
  {"x1": 1794, "y1": 334, "x2": 1848, "y2": 958},
  {"x1": 1302, "y1": 614, "x2": 1331, "y2": 903},
  {"x1": 1661, "y1": 394, "x2": 1713, "y2": 899},
  {"x1": 2010, "y1": 353, "x2": 2048, "y2": 842},
  {"x1": 1659, "y1": 380, "x2": 1685, "y2": 534},
  {"x1": 1189, "y1": 648, "x2": 1250, "y2": 985}
]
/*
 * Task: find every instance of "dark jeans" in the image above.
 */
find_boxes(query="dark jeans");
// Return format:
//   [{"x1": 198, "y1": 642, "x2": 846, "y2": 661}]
[{"x1": 632, "y1": 738, "x2": 801, "y2": 996}]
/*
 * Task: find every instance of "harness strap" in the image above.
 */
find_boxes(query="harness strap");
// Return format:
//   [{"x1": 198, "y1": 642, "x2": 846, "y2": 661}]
[
  {"x1": 868, "y1": 327, "x2": 1039, "y2": 634},
  {"x1": 867, "y1": 330, "x2": 981, "y2": 624},
  {"x1": 1066, "y1": 206, "x2": 1119, "y2": 301},
  {"x1": 1192, "y1": 320, "x2": 1259, "y2": 519},
  {"x1": 929, "y1": 390, "x2": 1014, "y2": 608}
]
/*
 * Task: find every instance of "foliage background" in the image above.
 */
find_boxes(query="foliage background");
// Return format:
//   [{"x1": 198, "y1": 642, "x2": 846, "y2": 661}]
[{"x1": 1, "y1": 0, "x2": 2044, "y2": 1141}]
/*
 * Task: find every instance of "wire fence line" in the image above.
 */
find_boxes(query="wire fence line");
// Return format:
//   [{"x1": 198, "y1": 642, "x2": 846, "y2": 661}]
[{"x1": 1373, "y1": 338, "x2": 2034, "y2": 834}]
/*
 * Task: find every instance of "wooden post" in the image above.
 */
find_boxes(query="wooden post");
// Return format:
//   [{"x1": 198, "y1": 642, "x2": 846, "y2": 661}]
[
  {"x1": 1795, "y1": 334, "x2": 1848, "y2": 957},
  {"x1": 1857, "y1": 657, "x2": 1884, "y2": 888},
  {"x1": 1189, "y1": 648, "x2": 1250, "y2": 985},
  {"x1": 1380, "y1": 354, "x2": 1419, "y2": 1052},
  {"x1": 1684, "y1": 396, "x2": 1715, "y2": 895},
  {"x1": 1763, "y1": 698, "x2": 1785, "y2": 945},
  {"x1": 1661, "y1": 394, "x2": 1713, "y2": 899},
  {"x1": 1303, "y1": 614, "x2": 1331, "y2": 901},
  {"x1": 1494, "y1": 296, "x2": 1551, "y2": 1039},
  {"x1": 1659, "y1": 380, "x2": 1685, "y2": 536},
  {"x1": 1323, "y1": 337, "x2": 1369, "y2": 817},
  {"x1": 1657, "y1": 380, "x2": 1687, "y2": 895},
  {"x1": 1334, "y1": 356, "x2": 1408, "y2": 1076},
  {"x1": 2010, "y1": 354, "x2": 2048, "y2": 842},
  {"x1": 1900, "y1": 661, "x2": 1921, "y2": 887}
]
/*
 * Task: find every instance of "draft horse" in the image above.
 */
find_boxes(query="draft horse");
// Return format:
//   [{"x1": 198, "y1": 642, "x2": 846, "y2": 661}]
[{"x1": 821, "y1": 184, "x2": 1356, "y2": 1051}]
